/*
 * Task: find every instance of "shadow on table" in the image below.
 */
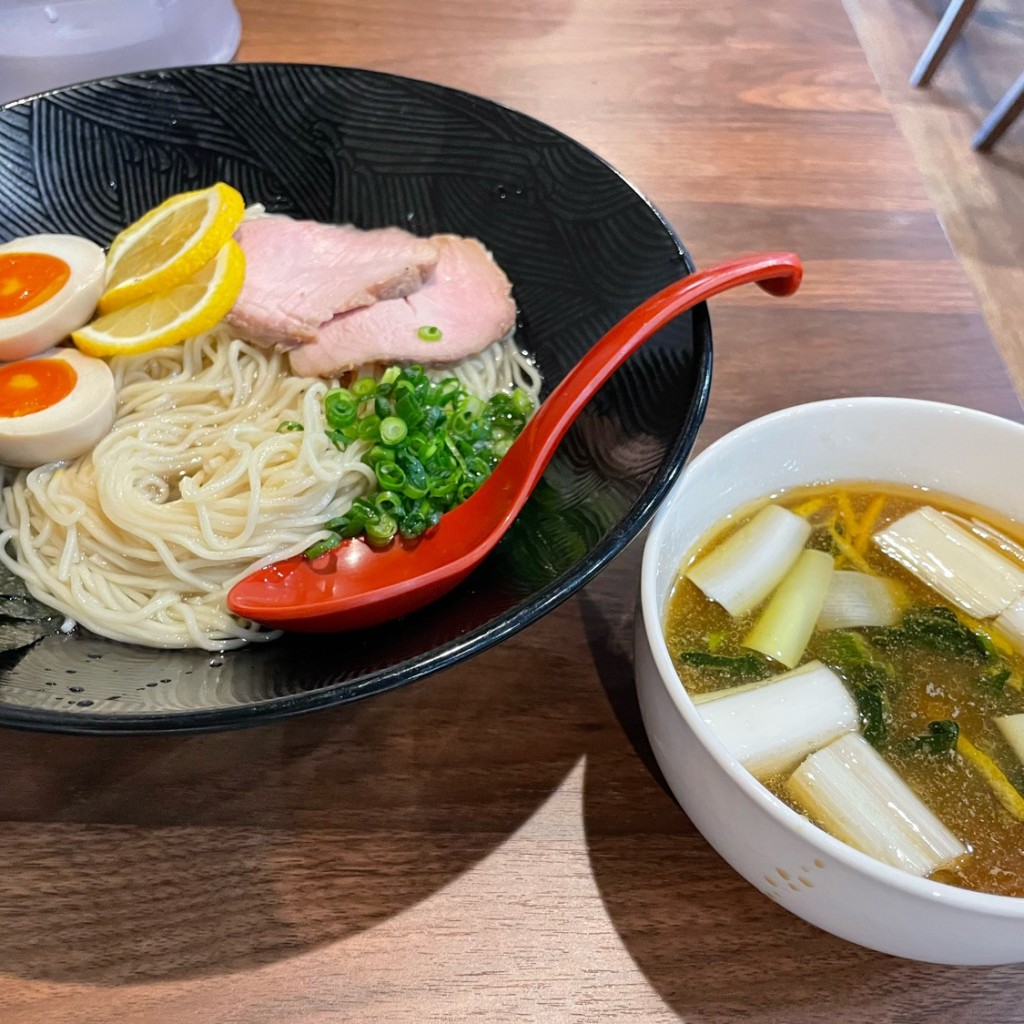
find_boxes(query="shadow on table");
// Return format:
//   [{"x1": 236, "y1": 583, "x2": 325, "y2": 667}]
[
  {"x1": 6, "y1": 540, "x2": 1023, "y2": 1005},
  {"x1": 574, "y1": 551, "x2": 1024, "y2": 1024},
  {"x1": 0, "y1": 613, "x2": 589, "y2": 986}
]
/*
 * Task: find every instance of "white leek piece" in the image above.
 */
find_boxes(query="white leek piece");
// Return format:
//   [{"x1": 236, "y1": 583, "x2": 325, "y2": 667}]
[
  {"x1": 690, "y1": 678, "x2": 766, "y2": 705},
  {"x1": 816, "y1": 570, "x2": 903, "y2": 631},
  {"x1": 873, "y1": 506, "x2": 1024, "y2": 619},
  {"x1": 994, "y1": 594, "x2": 1024, "y2": 652},
  {"x1": 744, "y1": 548, "x2": 834, "y2": 668},
  {"x1": 698, "y1": 660, "x2": 858, "y2": 780},
  {"x1": 995, "y1": 714, "x2": 1024, "y2": 768},
  {"x1": 685, "y1": 504, "x2": 811, "y2": 617},
  {"x1": 786, "y1": 733, "x2": 966, "y2": 877},
  {"x1": 948, "y1": 513, "x2": 1024, "y2": 569}
]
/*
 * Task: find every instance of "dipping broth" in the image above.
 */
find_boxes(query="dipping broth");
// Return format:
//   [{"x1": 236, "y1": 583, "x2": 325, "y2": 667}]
[{"x1": 666, "y1": 482, "x2": 1024, "y2": 897}]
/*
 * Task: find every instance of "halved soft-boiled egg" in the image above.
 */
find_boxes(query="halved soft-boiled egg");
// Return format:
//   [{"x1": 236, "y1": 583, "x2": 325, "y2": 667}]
[
  {"x1": 0, "y1": 348, "x2": 116, "y2": 468},
  {"x1": 0, "y1": 234, "x2": 106, "y2": 361}
]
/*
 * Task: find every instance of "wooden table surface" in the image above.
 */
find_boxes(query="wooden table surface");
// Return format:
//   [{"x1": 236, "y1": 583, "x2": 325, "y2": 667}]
[{"x1": 3, "y1": 2, "x2": 1024, "y2": 1022}]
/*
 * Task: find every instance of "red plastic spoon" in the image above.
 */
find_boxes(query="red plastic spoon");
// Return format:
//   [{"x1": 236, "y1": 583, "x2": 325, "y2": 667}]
[{"x1": 228, "y1": 251, "x2": 803, "y2": 632}]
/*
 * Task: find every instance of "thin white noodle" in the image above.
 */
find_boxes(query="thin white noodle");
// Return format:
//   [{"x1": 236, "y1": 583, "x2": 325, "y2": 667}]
[
  {"x1": 0, "y1": 326, "x2": 542, "y2": 651},
  {"x1": 441, "y1": 331, "x2": 543, "y2": 400}
]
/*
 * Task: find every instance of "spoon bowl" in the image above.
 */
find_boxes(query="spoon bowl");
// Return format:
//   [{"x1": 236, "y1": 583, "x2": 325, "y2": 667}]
[{"x1": 229, "y1": 252, "x2": 802, "y2": 632}]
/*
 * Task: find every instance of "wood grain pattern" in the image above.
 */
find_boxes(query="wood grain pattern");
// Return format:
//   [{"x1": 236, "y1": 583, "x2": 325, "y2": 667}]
[
  {"x1": 1, "y1": 1, "x2": 1022, "y2": 1020},
  {"x1": 844, "y1": 0, "x2": 1024, "y2": 397}
]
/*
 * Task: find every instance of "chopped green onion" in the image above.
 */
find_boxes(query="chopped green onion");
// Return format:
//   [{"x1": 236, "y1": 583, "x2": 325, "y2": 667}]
[
  {"x1": 326, "y1": 498, "x2": 376, "y2": 536},
  {"x1": 399, "y1": 460, "x2": 428, "y2": 500},
  {"x1": 405, "y1": 432, "x2": 433, "y2": 459},
  {"x1": 365, "y1": 444, "x2": 391, "y2": 466},
  {"x1": 417, "y1": 325, "x2": 443, "y2": 342},
  {"x1": 305, "y1": 533, "x2": 342, "y2": 559},
  {"x1": 429, "y1": 475, "x2": 460, "y2": 499},
  {"x1": 277, "y1": 420, "x2": 304, "y2": 433},
  {"x1": 449, "y1": 397, "x2": 484, "y2": 433},
  {"x1": 511, "y1": 387, "x2": 534, "y2": 418},
  {"x1": 357, "y1": 415, "x2": 382, "y2": 441},
  {"x1": 380, "y1": 416, "x2": 408, "y2": 446},
  {"x1": 435, "y1": 379, "x2": 460, "y2": 405},
  {"x1": 324, "y1": 388, "x2": 358, "y2": 428},
  {"x1": 365, "y1": 513, "x2": 398, "y2": 546},
  {"x1": 311, "y1": 363, "x2": 536, "y2": 550},
  {"x1": 375, "y1": 491, "x2": 405, "y2": 517},
  {"x1": 376, "y1": 461, "x2": 406, "y2": 491},
  {"x1": 370, "y1": 395, "x2": 387, "y2": 420},
  {"x1": 395, "y1": 391, "x2": 425, "y2": 427},
  {"x1": 421, "y1": 405, "x2": 444, "y2": 431}
]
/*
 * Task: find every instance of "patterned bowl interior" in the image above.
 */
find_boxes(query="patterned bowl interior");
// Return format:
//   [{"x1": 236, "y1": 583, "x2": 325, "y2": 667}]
[{"x1": 0, "y1": 64, "x2": 712, "y2": 732}]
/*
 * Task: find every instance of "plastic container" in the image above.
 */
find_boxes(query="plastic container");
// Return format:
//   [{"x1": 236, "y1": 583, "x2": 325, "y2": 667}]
[{"x1": 0, "y1": 0, "x2": 241, "y2": 105}]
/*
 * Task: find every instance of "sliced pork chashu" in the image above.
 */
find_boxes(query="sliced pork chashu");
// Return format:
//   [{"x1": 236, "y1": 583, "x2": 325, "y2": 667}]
[
  {"x1": 289, "y1": 235, "x2": 517, "y2": 378},
  {"x1": 226, "y1": 216, "x2": 440, "y2": 348}
]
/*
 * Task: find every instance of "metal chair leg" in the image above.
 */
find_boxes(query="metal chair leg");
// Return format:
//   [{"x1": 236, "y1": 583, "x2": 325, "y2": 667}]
[
  {"x1": 910, "y1": 0, "x2": 981, "y2": 86},
  {"x1": 973, "y1": 70, "x2": 1024, "y2": 150}
]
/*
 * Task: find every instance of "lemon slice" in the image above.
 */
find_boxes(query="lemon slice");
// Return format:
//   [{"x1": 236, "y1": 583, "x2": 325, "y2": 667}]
[
  {"x1": 73, "y1": 240, "x2": 245, "y2": 357},
  {"x1": 99, "y1": 182, "x2": 245, "y2": 313}
]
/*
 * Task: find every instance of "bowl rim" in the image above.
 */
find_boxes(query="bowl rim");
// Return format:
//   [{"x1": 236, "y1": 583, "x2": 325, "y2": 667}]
[
  {"x1": 641, "y1": 395, "x2": 1024, "y2": 918},
  {"x1": 0, "y1": 62, "x2": 714, "y2": 734}
]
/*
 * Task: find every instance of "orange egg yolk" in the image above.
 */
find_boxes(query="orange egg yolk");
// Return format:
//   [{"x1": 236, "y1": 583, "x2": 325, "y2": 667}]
[
  {"x1": 0, "y1": 359, "x2": 77, "y2": 418},
  {"x1": 0, "y1": 252, "x2": 72, "y2": 319}
]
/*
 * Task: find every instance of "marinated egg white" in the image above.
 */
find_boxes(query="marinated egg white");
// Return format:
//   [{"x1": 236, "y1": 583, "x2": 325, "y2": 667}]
[
  {"x1": 0, "y1": 234, "x2": 106, "y2": 361},
  {"x1": 0, "y1": 348, "x2": 116, "y2": 468}
]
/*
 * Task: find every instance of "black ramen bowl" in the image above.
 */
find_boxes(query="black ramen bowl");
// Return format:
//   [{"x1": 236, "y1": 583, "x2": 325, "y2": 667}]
[{"x1": 0, "y1": 63, "x2": 711, "y2": 733}]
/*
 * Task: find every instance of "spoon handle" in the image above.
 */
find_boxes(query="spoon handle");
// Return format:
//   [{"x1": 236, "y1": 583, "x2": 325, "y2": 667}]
[
  {"x1": 508, "y1": 251, "x2": 803, "y2": 493},
  {"x1": 228, "y1": 251, "x2": 802, "y2": 632}
]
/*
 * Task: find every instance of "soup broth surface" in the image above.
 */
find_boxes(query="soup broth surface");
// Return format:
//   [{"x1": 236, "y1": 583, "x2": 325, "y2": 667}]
[{"x1": 666, "y1": 481, "x2": 1024, "y2": 897}]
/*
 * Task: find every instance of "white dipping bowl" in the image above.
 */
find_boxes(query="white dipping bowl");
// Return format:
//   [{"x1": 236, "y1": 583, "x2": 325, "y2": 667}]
[{"x1": 635, "y1": 397, "x2": 1024, "y2": 965}]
